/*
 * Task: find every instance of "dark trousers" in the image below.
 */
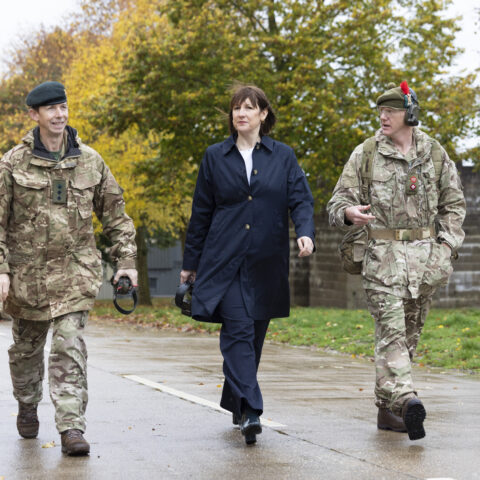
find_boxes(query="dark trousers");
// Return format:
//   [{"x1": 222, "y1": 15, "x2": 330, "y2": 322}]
[{"x1": 217, "y1": 274, "x2": 269, "y2": 418}]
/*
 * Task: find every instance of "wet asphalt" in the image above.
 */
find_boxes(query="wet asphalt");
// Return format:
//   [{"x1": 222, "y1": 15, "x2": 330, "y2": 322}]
[{"x1": 0, "y1": 317, "x2": 479, "y2": 480}]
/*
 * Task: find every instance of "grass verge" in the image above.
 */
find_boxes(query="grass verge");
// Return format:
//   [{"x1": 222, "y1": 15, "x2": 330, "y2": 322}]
[{"x1": 91, "y1": 299, "x2": 480, "y2": 372}]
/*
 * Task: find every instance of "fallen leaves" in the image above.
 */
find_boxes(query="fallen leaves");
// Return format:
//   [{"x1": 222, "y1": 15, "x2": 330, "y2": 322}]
[{"x1": 42, "y1": 441, "x2": 55, "y2": 449}]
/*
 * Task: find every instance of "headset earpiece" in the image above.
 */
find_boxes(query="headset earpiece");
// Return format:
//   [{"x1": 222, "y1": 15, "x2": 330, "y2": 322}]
[
  {"x1": 404, "y1": 88, "x2": 419, "y2": 126},
  {"x1": 405, "y1": 102, "x2": 419, "y2": 126}
]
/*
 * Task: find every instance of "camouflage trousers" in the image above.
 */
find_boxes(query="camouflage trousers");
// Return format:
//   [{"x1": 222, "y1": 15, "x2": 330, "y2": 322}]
[
  {"x1": 8, "y1": 311, "x2": 89, "y2": 433},
  {"x1": 365, "y1": 289, "x2": 434, "y2": 416}
]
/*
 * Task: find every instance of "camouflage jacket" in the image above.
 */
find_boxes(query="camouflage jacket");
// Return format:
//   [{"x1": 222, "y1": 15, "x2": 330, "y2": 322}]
[
  {"x1": 327, "y1": 128, "x2": 466, "y2": 298},
  {"x1": 0, "y1": 127, "x2": 136, "y2": 320}
]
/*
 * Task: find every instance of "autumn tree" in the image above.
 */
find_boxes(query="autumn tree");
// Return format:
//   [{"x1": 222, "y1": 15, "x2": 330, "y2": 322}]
[
  {"x1": 0, "y1": 5, "x2": 169, "y2": 305},
  {"x1": 65, "y1": 0, "x2": 191, "y2": 304},
  {"x1": 0, "y1": 27, "x2": 76, "y2": 153},
  {"x1": 94, "y1": 0, "x2": 479, "y2": 206}
]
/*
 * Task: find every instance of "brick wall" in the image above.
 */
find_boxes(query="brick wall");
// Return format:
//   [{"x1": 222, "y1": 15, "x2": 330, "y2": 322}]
[{"x1": 289, "y1": 165, "x2": 480, "y2": 309}]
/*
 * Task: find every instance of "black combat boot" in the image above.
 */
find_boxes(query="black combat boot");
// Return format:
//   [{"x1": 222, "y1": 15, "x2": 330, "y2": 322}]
[
  {"x1": 377, "y1": 407, "x2": 407, "y2": 433},
  {"x1": 402, "y1": 397, "x2": 426, "y2": 441},
  {"x1": 17, "y1": 402, "x2": 39, "y2": 439},
  {"x1": 61, "y1": 429, "x2": 90, "y2": 456}
]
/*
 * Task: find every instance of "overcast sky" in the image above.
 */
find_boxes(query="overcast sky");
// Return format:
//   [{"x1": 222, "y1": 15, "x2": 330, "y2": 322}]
[{"x1": 0, "y1": 0, "x2": 478, "y2": 74}]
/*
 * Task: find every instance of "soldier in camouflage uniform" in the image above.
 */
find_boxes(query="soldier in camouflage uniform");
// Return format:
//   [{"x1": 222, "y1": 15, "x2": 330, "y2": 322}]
[
  {"x1": 327, "y1": 82, "x2": 465, "y2": 441},
  {"x1": 0, "y1": 81, "x2": 137, "y2": 455}
]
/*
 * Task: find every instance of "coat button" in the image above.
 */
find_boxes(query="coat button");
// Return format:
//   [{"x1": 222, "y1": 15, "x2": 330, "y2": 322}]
[
  {"x1": 245, "y1": 224, "x2": 251, "y2": 230},
  {"x1": 253, "y1": 169, "x2": 258, "y2": 175},
  {"x1": 248, "y1": 195, "x2": 253, "y2": 201}
]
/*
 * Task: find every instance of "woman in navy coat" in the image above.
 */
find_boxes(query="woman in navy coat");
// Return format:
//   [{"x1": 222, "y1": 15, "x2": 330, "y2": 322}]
[{"x1": 180, "y1": 85, "x2": 315, "y2": 445}]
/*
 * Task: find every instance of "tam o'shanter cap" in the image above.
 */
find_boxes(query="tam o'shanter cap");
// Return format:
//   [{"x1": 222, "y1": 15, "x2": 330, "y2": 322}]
[
  {"x1": 376, "y1": 82, "x2": 408, "y2": 109},
  {"x1": 26, "y1": 81, "x2": 67, "y2": 107}
]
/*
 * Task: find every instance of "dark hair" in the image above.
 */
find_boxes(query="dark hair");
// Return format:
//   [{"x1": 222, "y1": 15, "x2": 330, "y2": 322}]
[{"x1": 228, "y1": 85, "x2": 276, "y2": 136}]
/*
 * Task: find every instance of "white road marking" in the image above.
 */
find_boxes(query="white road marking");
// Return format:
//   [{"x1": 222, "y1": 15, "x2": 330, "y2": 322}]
[
  {"x1": 124, "y1": 374, "x2": 287, "y2": 429},
  {"x1": 0, "y1": 332, "x2": 6, "y2": 336}
]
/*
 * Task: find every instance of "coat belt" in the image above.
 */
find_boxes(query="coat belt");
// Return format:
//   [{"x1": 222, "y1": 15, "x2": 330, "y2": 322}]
[{"x1": 368, "y1": 225, "x2": 435, "y2": 241}]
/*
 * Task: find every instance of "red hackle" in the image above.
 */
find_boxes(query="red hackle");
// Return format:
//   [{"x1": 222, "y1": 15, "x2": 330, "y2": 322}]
[{"x1": 400, "y1": 81, "x2": 410, "y2": 95}]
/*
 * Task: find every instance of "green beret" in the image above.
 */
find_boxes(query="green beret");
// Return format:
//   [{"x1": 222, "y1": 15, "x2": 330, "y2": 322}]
[
  {"x1": 376, "y1": 82, "x2": 406, "y2": 109},
  {"x1": 26, "y1": 81, "x2": 67, "y2": 108}
]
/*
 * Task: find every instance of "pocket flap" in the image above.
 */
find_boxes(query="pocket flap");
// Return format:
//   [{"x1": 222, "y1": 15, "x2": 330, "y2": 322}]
[
  {"x1": 70, "y1": 171, "x2": 102, "y2": 190},
  {"x1": 12, "y1": 171, "x2": 48, "y2": 189}
]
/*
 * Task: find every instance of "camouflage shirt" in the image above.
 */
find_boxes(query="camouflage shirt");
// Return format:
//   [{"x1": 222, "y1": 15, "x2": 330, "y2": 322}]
[
  {"x1": 0, "y1": 127, "x2": 136, "y2": 320},
  {"x1": 327, "y1": 128, "x2": 466, "y2": 298}
]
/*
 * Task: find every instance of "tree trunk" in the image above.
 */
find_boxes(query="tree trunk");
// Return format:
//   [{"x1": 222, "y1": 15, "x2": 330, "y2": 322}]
[{"x1": 136, "y1": 225, "x2": 153, "y2": 306}]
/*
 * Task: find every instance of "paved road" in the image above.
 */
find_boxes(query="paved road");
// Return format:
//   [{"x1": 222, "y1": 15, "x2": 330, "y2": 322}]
[{"x1": 1, "y1": 318, "x2": 479, "y2": 480}]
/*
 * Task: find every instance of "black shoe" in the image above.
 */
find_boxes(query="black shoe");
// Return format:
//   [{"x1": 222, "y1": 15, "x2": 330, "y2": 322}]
[
  {"x1": 17, "y1": 402, "x2": 39, "y2": 439},
  {"x1": 402, "y1": 398, "x2": 426, "y2": 441},
  {"x1": 244, "y1": 431, "x2": 257, "y2": 445},
  {"x1": 240, "y1": 408, "x2": 262, "y2": 445}
]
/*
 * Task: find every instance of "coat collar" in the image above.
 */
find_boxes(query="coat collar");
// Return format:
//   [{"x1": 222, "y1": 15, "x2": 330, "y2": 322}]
[
  {"x1": 22, "y1": 126, "x2": 82, "y2": 162},
  {"x1": 221, "y1": 134, "x2": 274, "y2": 155}
]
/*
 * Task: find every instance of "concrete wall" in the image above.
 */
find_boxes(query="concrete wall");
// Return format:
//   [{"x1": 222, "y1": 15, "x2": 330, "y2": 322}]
[
  {"x1": 434, "y1": 165, "x2": 480, "y2": 307},
  {"x1": 289, "y1": 165, "x2": 480, "y2": 309},
  {"x1": 97, "y1": 243, "x2": 183, "y2": 300},
  {"x1": 146, "y1": 243, "x2": 183, "y2": 297}
]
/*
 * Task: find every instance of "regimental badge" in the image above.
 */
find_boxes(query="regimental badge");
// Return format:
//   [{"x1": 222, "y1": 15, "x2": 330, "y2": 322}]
[{"x1": 406, "y1": 174, "x2": 418, "y2": 195}]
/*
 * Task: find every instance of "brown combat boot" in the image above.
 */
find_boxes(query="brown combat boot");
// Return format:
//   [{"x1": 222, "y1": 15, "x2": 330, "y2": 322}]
[
  {"x1": 402, "y1": 397, "x2": 426, "y2": 441},
  {"x1": 17, "y1": 402, "x2": 39, "y2": 439},
  {"x1": 377, "y1": 407, "x2": 407, "y2": 433},
  {"x1": 61, "y1": 429, "x2": 90, "y2": 456}
]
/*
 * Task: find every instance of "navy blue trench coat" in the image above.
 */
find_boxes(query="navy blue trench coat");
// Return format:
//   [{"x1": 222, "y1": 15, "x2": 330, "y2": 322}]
[{"x1": 182, "y1": 135, "x2": 315, "y2": 323}]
